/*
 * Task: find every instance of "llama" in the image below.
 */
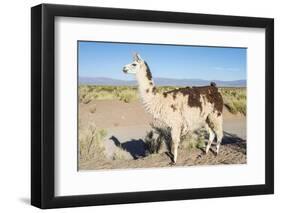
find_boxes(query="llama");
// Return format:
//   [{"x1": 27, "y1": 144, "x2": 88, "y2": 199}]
[{"x1": 122, "y1": 53, "x2": 224, "y2": 164}]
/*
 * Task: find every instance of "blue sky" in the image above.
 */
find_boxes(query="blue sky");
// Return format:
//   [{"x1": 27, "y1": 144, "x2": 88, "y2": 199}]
[{"x1": 78, "y1": 41, "x2": 246, "y2": 81}]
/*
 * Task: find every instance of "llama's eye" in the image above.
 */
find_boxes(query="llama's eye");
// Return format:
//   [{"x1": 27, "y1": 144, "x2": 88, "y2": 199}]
[{"x1": 132, "y1": 64, "x2": 136, "y2": 66}]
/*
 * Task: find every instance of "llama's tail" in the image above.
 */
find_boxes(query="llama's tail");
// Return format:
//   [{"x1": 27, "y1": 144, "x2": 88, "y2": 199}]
[{"x1": 210, "y1": 82, "x2": 217, "y2": 87}]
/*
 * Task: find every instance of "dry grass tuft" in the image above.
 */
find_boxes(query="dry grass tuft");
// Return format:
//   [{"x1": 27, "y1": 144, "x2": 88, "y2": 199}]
[
  {"x1": 112, "y1": 147, "x2": 132, "y2": 160},
  {"x1": 79, "y1": 123, "x2": 107, "y2": 161},
  {"x1": 117, "y1": 89, "x2": 138, "y2": 103},
  {"x1": 180, "y1": 129, "x2": 206, "y2": 151},
  {"x1": 89, "y1": 105, "x2": 96, "y2": 113},
  {"x1": 144, "y1": 121, "x2": 170, "y2": 154},
  {"x1": 144, "y1": 131, "x2": 163, "y2": 154},
  {"x1": 79, "y1": 85, "x2": 138, "y2": 104},
  {"x1": 219, "y1": 88, "x2": 246, "y2": 115}
]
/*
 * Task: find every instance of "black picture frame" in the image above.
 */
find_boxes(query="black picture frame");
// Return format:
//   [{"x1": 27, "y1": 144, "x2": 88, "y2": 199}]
[{"x1": 31, "y1": 3, "x2": 274, "y2": 209}]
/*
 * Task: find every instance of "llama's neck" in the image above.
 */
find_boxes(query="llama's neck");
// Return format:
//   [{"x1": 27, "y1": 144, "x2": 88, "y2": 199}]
[
  {"x1": 135, "y1": 62, "x2": 160, "y2": 114},
  {"x1": 136, "y1": 75, "x2": 155, "y2": 102}
]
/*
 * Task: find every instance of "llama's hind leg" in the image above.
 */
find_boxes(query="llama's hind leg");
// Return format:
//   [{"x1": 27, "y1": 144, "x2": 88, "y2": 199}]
[
  {"x1": 207, "y1": 113, "x2": 223, "y2": 155},
  {"x1": 214, "y1": 127, "x2": 223, "y2": 155},
  {"x1": 171, "y1": 127, "x2": 181, "y2": 164},
  {"x1": 205, "y1": 125, "x2": 215, "y2": 154}
]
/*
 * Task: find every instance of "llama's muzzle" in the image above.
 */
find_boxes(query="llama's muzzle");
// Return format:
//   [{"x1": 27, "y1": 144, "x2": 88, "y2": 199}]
[{"x1": 123, "y1": 67, "x2": 128, "y2": 73}]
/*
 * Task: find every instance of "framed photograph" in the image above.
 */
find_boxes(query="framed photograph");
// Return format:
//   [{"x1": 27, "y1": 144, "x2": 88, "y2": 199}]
[{"x1": 31, "y1": 3, "x2": 274, "y2": 209}]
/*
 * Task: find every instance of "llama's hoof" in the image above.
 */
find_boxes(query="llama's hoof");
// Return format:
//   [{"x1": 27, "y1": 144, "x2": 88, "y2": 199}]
[
  {"x1": 205, "y1": 147, "x2": 211, "y2": 155},
  {"x1": 169, "y1": 161, "x2": 176, "y2": 166}
]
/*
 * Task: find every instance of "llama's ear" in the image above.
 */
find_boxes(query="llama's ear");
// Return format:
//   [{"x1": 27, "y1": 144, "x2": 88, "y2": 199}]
[{"x1": 133, "y1": 53, "x2": 142, "y2": 62}]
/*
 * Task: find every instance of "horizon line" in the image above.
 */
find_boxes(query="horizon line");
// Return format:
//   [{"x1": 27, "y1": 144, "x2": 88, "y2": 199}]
[{"x1": 79, "y1": 76, "x2": 246, "y2": 82}]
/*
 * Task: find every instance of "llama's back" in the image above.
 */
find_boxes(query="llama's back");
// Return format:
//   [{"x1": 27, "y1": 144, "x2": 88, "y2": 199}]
[{"x1": 163, "y1": 83, "x2": 223, "y2": 115}]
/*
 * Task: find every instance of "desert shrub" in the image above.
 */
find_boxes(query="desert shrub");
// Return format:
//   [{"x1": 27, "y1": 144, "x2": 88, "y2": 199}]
[
  {"x1": 116, "y1": 89, "x2": 138, "y2": 103},
  {"x1": 112, "y1": 147, "x2": 132, "y2": 160},
  {"x1": 89, "y1": 105, "x2": 96, "y2": 113},
  {"x1": 79, "y1": 85, "x2": 139, "y2": 103},
  {"x1": 233, "y1": 100, "x2": 246, "y2": 115},
  {"x1": 144, "y1": 121, "x2": 171, "y2": 154},
  {"x1": 220, "y1": 88, "x2": 246, "y2": 115},
  {"x1": 79, "y1": 123, "x2": 107, "y2": 161},
  {"x1": 79, "y1": 86, "x2": 91, "y2": 104},
  {"x1": 180, "y1": 129, "x2": 206, "y2": 151},
  {"x1": 144, "y1": 131, "x2": 163, "y2": 154}
]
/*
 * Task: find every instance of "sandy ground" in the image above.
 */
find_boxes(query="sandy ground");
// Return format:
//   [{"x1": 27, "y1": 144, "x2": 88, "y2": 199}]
[{"x1": 79, "y1": 100, "x2": 246, "y2": 170}]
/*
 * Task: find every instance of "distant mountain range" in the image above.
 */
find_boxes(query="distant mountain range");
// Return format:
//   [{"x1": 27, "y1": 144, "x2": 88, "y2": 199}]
[{"x1": 79, "y1": 77, "x2": 246, "y2": 87}]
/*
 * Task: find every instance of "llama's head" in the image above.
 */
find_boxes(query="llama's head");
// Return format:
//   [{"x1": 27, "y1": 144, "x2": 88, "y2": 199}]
[{"x1": 123, "y1": 53, "x2": 145, "y2": 75}]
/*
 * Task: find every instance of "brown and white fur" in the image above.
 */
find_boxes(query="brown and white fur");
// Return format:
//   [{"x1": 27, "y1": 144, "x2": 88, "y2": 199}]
[{"x1": 123, "y1": 53, "x2": 224, "y2": 164}]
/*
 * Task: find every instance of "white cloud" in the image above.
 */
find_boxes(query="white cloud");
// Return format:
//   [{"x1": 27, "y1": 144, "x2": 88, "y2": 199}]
[{"x1": 214, "y1": 67, "x2": 241, "y2": 72}]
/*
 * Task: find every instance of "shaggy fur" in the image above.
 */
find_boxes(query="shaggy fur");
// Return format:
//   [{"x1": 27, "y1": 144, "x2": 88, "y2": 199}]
[{"x1": 123, "y1": 53, "x2": 224, "y2": 163}]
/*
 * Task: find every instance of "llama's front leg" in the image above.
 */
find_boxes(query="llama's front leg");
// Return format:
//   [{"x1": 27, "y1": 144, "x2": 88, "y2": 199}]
[{"x1": 171, "y1": 128, "x2": 181, "y2": 164}]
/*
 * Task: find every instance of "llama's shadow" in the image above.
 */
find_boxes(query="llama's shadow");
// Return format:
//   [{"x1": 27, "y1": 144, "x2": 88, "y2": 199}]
[
  {"x1": 222, "y1": 131, "x2": 246, "y2": 154},
  {"x1": 110, "y1": 136, "x2": 147, "y2": 159},
  {"x1": 222, "y1": 131, "x2": 246, "y2": 144}
]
